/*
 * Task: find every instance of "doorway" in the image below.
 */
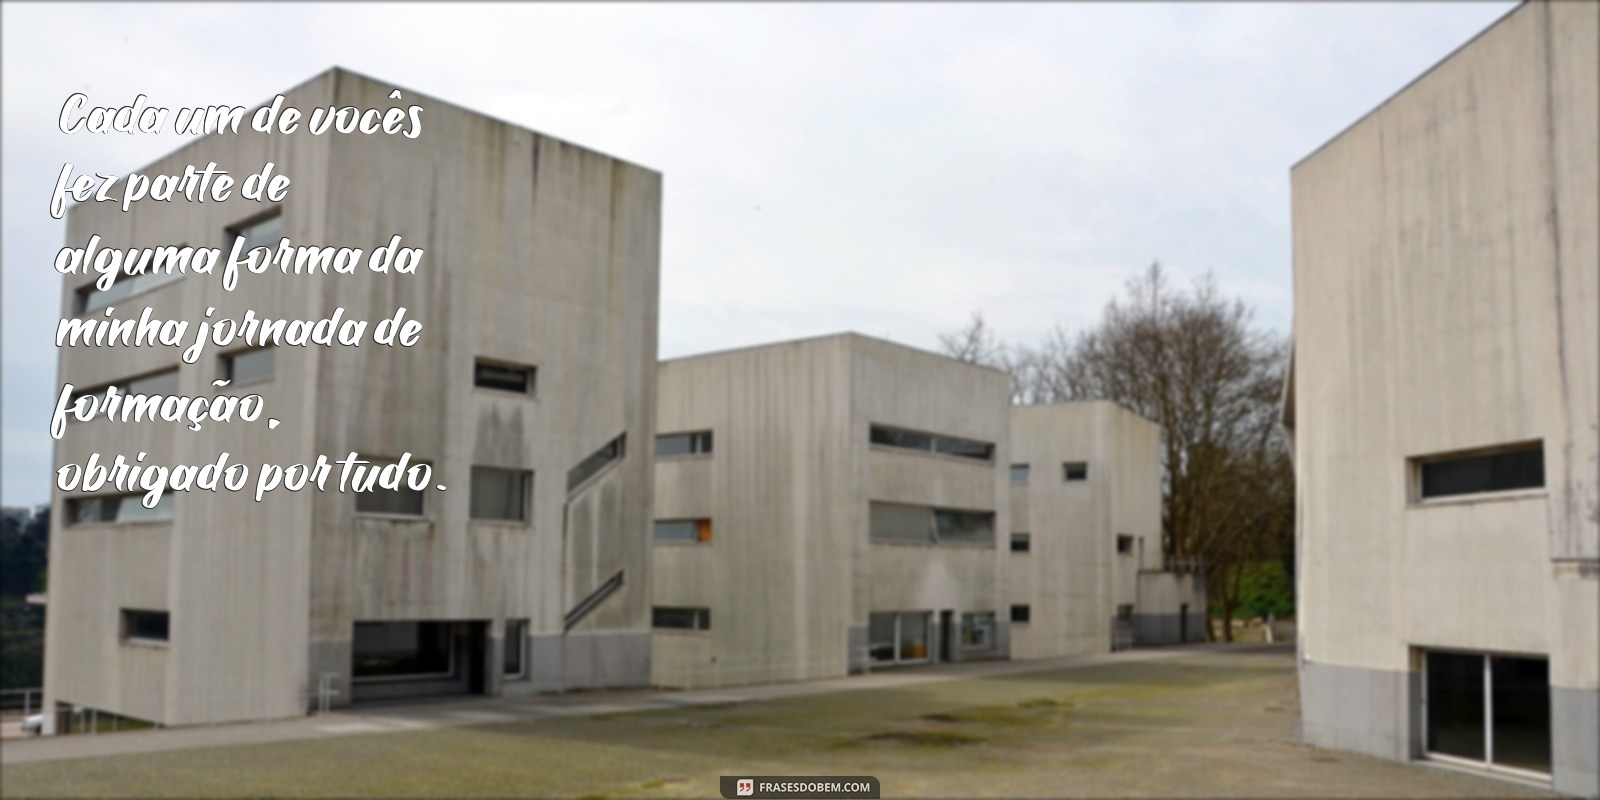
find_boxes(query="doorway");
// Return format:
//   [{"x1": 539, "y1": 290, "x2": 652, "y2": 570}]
[{"x1": 1423, "y1": 650, "x2": 1551, "y2": 779}]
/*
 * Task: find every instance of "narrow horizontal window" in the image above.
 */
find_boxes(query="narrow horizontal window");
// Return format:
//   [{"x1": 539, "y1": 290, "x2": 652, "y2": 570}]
[
  {"x1": 869, "y1": 502, "x2": 934, "y2": 543},
  {"x1": 870, "y1": 502, "x2": 994, "y2": 546},
  {"x1": 568, "y1": 434, "x2": 626, "y2": 493},
  {"x1": 1011, "y1": 533, "x2": 1031, "y2": 553},
  {"x1": 936, "y1": 509, "x2": 994, "y2": 545},
  {"x1": 71, "y1": 367, "x2": 181, "y2": 407},
  {"x1": 1064, "y1": 461, "x2": 1089, "y2": 482},
  {"x1": 354, "y1": 458, "x2": 427, "y2": 517},
  {"x1": 1010, "y1": 464, "x2": 1030, "y2": 485},
  {"x1": 1010, "y1": 604, "x2": 1031, "y2": 624},
  {"x1": 656, "y1": 430, "x2": 713, "y2": 457},
  {"x1": 67, "y1": 492, "x2": 173, "y2": 525},
  {"x1": 222, "y1": 346, "x2": 274, "y2": 385},
  {"x1": 652, "y1": 606, "x2": 710, "y2": 631},
  {"x1": 654, "y1": 518, "x2": 712, "y2": 543},
  {"x1": 934, "y1": 435, "x2": 994, "y2": 461},
  {"x1": 1415, "y1": 441, "x2": 1544, "y2": 500},
  {"x1": 870, "y1": 424, "x2": 994, "y2": 462},
  {"x1": 76, "y1": 262, "x2": 185, "y2": 315},
  {"x1": 470, "y1": 467, "x2": 531, "y2": 521},
  {"x1": 474, "y1": 359, "x2": 535, "y2": 395},
  {"x1": 121, "y1": 609, "x2": 169, "y2": 642}
]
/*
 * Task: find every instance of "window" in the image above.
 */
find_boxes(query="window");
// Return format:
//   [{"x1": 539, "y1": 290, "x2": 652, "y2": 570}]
[
  {"x1": 870, "y1": 502, "x2": 994, "y2": 546},
  {"x1": 76, "y1": 265, "x2": 185, "y2": 314},
  {"x1": 1116, "y1": 604, "x2": 1134, "y2": 621},
  {"x1": 354, "y1": 458, "x2": 427, "y2": 516},
  {"x1": 1116, "y1": 534, "x2": 1134, "y2": 555},
  {"x1": 222, "y1": 346, "x2": 274, "y2": 385},
  {"x1": 1010, "y1": 464, "x2": 1030, "y2": 485},
  {"x1": 71, "y1": 368, "x2": 182, "y2": 406},
  {"x1": 656, "y1": 430, "x2": 713, "y2": 458},
  {"x1": 229, "y1": 211, "x2": 283, "y2": 252},
  {"x1": 652, "y1": 606, "x2": 710, "y2": 631},
  {"x1": 654, "y1": 518, "x2": 712, "y2": 543},
  {"x1": 868, "y1": 611, "x2": 931, "y2": 664},
  {"x1": 1011, "y1": 604, "x2": 1031, "y2": 624},
  {"x1": 68, "y1": 493, "x2": 173, "y2": 525},
  {"x1": 935, "y1": 509, "x2": 994, "y2": 545},
  {"x1": 1415, "y1": 442, "x2": 1544, "y2": 500},
  {"x1": 870, "y1": 502, "x2": 933, "y2": 543},
  {"x1": 1011, "y1": 533, "x2": 1031, "y2": 553},
  {"x1": 352, "y1": 621, "x2": 453, "y2": 681},
  {"x1": 503, "y1": 620, "x2": 527, "y2": 678},
  {"x1": 474, "y1": 359, "x2": 535, "y2": 395},
  {"x1": 568, "y1": 434, "x2": 625, "y2": 493},
  {"x1": 960, "y1": 612, "x2": 996, "y2": 650},
  {"x1": 869, "y1": 424, "x2": 994, "y2": 462},
  {"x1": 470, "y1": 467, "x2": 530, "y2": 521},
  {"x1": 1425, "y1": 650, "x2": 1550, "y2": 776},
  {"x1": 121, "y1": 609, "x2": 169, "y2": 643},
  {"x1": 1064, "y1": 461, "x2": 1089, "y2": 481}
]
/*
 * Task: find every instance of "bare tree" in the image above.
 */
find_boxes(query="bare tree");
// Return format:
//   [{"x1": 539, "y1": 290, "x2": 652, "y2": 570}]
[{"x1": 938, "y1": 264, "x2": 1293, "y2": 641}]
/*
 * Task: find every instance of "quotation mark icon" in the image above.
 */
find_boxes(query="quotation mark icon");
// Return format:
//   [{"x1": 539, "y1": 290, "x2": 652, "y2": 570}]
[{"x1": 736, "y1": 779, "x2": 754, "y2": 796}]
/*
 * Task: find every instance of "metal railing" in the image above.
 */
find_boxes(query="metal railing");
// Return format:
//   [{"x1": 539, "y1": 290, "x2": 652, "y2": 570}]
[{"x1": 0, "y1": 688, "x2": 40, "y2": 716}]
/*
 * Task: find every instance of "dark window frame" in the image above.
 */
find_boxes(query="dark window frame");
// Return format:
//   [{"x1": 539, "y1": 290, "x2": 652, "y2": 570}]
[
  {"x1": 653, "y1": 518, "x2": 713, "y2": 544},
  {"x1": 1010, "y1": 533, "x2": 1031, "y2": 553},
  {"x1": 656, "y1": 430, "x2": 713, "y2": 458},
  {"x1": 869, "y1": 424, "x2": 995, "y2": 463},
  {"x1": 1412, "y1": 441, "x2": 1545, "y2": 501},
  {"x1": 1010, "y1": 604, "x2": 1031, "y2": 624},
  {"x1": 652, "y1": 606, "x2": 711, "y2": 631},
  {"x1": 1064, "y1": 461, "x2": 1089, "y2": 482},
  {"x1": 352, "y1": 456, "x2": 430, "y2": 518},
  {"x1": 474, "y1": 358, "x2": 537, "y2": 396},
  {"x1": 351, "y1": 620, "x2": 456, "y2": 682},
  {"x1": 469, "y1": 466, "x2": 532, "y2": 522},
  {"x1": 121, "y1": 609, "x2": 170, "y2": 643}
]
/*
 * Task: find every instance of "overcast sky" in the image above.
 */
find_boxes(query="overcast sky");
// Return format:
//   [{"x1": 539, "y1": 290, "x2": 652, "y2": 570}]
[{"x1": 1, "y1": 2, "x2": 1515, "y2": 507}]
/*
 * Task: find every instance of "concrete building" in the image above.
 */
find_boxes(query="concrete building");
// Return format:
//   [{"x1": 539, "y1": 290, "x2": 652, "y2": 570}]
[
  {"x1": 650, "y1": 334, "x2": 1202, "y2": 688},
  {"x1": 650, "y1": 334, "x2": 1011, "y2": 688},
  {"x1": 1009, "y1": 403, "x2": 1205, "y2": 660},
  {"x1": 1286, "y1": 2, "x2": 1598, "y2": 795},
  {"x1": 45, "y1": 68, "x2": 661, "y2": 729}
]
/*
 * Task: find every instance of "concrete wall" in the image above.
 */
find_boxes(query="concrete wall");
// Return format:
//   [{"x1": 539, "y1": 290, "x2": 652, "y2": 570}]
[
  {"x1": 1291, "y1": 3, "x2": 1598, "y2": 794},
  {"x1": 1008, "y1": 403, "x2": 1166, "y2": 659},
  {"x1": 47, "y1": 67, "x2": 661, "y2": 726},
  {"x1": 651, "y1": 337, "x2": 856, "y2": 688},
  {"x1": 853, "y1": 336, "x2": 1011, "y2": 666},
  {"x1": 650, "y1": 334, "x2": 1010, "y2": 687},
  {"x1": 47, "y1": 72, "x2": 334, "y2": 728}
]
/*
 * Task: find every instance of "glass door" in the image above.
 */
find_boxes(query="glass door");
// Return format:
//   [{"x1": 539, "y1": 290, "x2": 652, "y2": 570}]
[{"x1": 1423, "y1": 650, "x2": 1550, "y2": 780}]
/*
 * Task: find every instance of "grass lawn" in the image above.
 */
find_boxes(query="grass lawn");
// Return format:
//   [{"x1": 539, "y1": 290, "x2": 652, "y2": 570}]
[{"x1": 0, "y1": 648, "x2": 1553, "y2": 798}]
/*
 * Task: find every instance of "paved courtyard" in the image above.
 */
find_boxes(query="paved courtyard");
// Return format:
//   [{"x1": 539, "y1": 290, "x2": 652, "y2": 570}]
[{"x1": 0, "y1": 645, "x2": 1556, "y2": 798}]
